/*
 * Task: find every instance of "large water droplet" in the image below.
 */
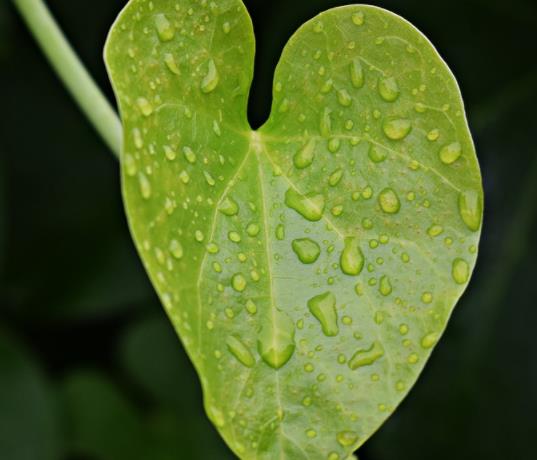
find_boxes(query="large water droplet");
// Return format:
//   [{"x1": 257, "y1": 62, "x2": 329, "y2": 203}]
[
  {"x1": 257, "y1": 309, "x2": 296, "y2": 369},
  {"x1": 201, "y1": 59, "x2": 219, "y2": 94},
  {"x1": 378, "y1": 187, "x2": 401, "y2": 214},
  {"x1": 292, "y1": 238, "x2": 321, "y2": 264},
  {"x1": 439, "y1": 142, "x2": 462, "y2": 164},
  {"x1": 378, "y1": 76, "x2": 400, "y2": 102},
  {"x1": 219, "y1": 196, "x2": 239, "y2": 216},
  {"x1": 452, "y1": 258, "x2": 470, "y2": 284},
  {"x1": 382, "y1": 118, "x2": 412, "y2": 140},
  {"x1": 348, "y1": 341, "x2": 384, "y2": 370},
  {"x1": 307, "y1": 292, "x2": 338, "y2": 337},
  {"x1": 227, "y1": 335, "x2": 255, "y2": 367},
  {"x1": 285, "y1": 188, "x2": 325, "y2": 222},
  {"x1": 340, "y1": 237, "x2": 364, "y2": 276},
  {"x1": 294, "y1": 139, "x2": 315, "y2": 169},
  {"x1": 458, "y1": 190, "x2": 482, "y2": 231},
  {"x1": 155, "y1": 14, "x2": 175, "y2": 42}
]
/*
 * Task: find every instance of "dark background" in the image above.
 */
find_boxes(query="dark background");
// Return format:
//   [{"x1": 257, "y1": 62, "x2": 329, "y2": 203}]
[{"x1": 1, "y1": 0, "x2": 536, "y2": 459}]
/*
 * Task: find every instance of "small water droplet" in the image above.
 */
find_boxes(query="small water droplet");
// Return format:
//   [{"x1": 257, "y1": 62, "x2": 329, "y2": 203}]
[
  {"x1": 352, "y1": 11, "x2": 364, "y2": 26},
  {"x1": 219, "y1": 196, "x2": 239, "y2": 216},
  {"x1": 169, "y1": 239, "x2": 183, "y2": 259},
  {"x1": 328, "y1": 138, "x2": 341, "y2": 153},
  {"x1": 246, "y1": 299, "x2": 257, "y2": 315},
  {"x1": 382, "y1": 118, "x2": 412, "y2": 140},
  {"x1": 179, "y1": 170, "x2": 190, "y2": 184},
  {"x1": 320, "y1": 108, "x2": 332, "y2": 137},
  {"x1": 306, "y1": 429, "x2": 317, "y2": 439},
  {"x1": 164, "y1": 53, "x2": 180, "y2": 75},
  {"x1": 222, "y1": 22, "x2": 231, "y2": 34},
  {"x1": 307, "y1": 292, "x2": 338, "y2": 337},
  {"x1": 452, "y1": 258, "x2": 470, "y2": 284},
  {"x1": 427, "y1": 224, "x2": 444, "y2": 237},
  {"x1": 231, "y1": 273, "x2": 247, "y2": 292},
  {"x1": 329, "y1": 168, "x2": 343, "y2": 186},
  {"x1": 124, "y1": 154, "x2": 137, "y2": 176},
  {"x1": 337, "y1": 89, "x2": 352, "y2": 107},
  {"x1": 228, "y1": 231, "x2": 241, "y2": 243},
  {"x1": 368, "y1": 144, "x2": 388, "y2": 163},
  {"x1": 427, "y1": 129, "x2": 440, "y2": 141},
  {"x1": 421, "y1": 292, "x2": 433, "y2": 304},
  {"x1": 136, "y1": 97, "x2": 153, "y2": 117},
  {"x1": 294, "y1": 139, "x2": 315, "y2": 169},
  {"x1": 201, "y1": 59, "x2": 219, "y2": 94},
  {"x1": 276, "y1": 224, "x2": 285, "y2": 240},
  {"x1": 379, "y1": 275, "x2": 392, "y2": 296},
  {"x1": 350, "y1": 59, "x2": 364, "y2": 88},
  {"x1": 292, "y1": 238, "x2": 321, "y2": 264},
  {"x1": 378, "y1": 76, "x2": 400, "y2": 102},
  {"x1": 458, "y1": 190, "x2": 482, "y2": 231},
  {"x1": 439, "y1": 142, "x2": 462, "y2": 164},
  {"x1": 227, "y1": 335, "x2": 255, "y2": 367},
  {"x1": 340, "y1": 237, "x2": 365, "y2": 276},
  {"x1": 378, "y1": 187, "x2": 401, "y2": 214},
  {"x1": 138, "y1": 172, "x2": 151, "y2": 199},
  {"x1": 183, "y1": 146, "x2": 196, "y2": 163},
  {"x1": 336, "y1": 430, "x2": 359, "y2": 447},
  {"x1": 421, "y1": 332, "x2": 439, "y2": 349},
  {"x1": 246, "y1": 222, "x2": 260, "y2": 237},
  {"x1": 285, "y1": 188, "x2": 325, "y2": 222},
  {"x1": 349, "y1": 341, "x2": 384, "y2": 370}
]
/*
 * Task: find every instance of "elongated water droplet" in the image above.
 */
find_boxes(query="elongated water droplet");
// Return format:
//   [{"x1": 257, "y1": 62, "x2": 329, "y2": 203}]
[
  {"x1": 201, "y1": 59, "x2": 219, "y2": 94},
  {"x1": 219, "y1": 196, "x2": 239, "y2": 216},
  {"x1": 337, "y1": 430, "x2": 359, "y2": 447},
  {"x1": 458, "y1": 190, "x2": 482, "y2": 231},
  {"x1": 124, "y1": 154, "x2": 137, "y2": 176},
  {"x1": 292, "y1": 238, "x2": 321, "y2": 264},
  {"x1": 275, "y1": 224, "x2": 285, "y2": 240},
  {"x1": 378, "y1": 187, "x2": 401, "y2": 214},
  {"x1": 294, "y1": 139, "x2": 315, "y2": 169},
  {"x1": 183, "y1": 146, "x2": 196, "y2": 163},
  {"x1": 349, "y1": 341, "x2": 384, "y2": 369},
  {"x1": 378, "y1": 76, "x2": 400, "y2": 102},
  {"x1": 308, "y1": 292, "x2": 338, "y2": 337},
  {"x1": 340, "y1": 237, "x2": 364, "y2": 276},
  {"x1": 285, "y1": 188, "x2": 325, "y2": 222},
  {"x1": 320, "y1": 108, "x2": 332, "y2": 137},
  {"x1": 164, "y1": 53, "x2": 180, "y2": 75},
  {"x1": 257, "y1": 309, "x2": 296, "y2": 369},
  {"x1": 452, "y1": 258, "x2": 470, "y2": 284},
  {"x1": 138, "y1": 172, "x2": 151, "y2": 199},
  {"x1": 382, "y1": 118, "x2": 412, "y2": 140},
  {"x1": 226, "y1": 335, "x2": 255, "y2": 367},
  {"x1": 439, "y1": 142, "x2": 462, "y2": 164},
  {"x1": 350, "y1": 59, "x2": 364, "y2": 88},
  {"x1": 329, "y1": 168, "x2": 343, "y2": 187},
  {"x1": 337, "y1": 89, "x2": 352, "y2": 107},
  {"x1": 155, "y1": 14, "x2": 175, "y2": 42}
]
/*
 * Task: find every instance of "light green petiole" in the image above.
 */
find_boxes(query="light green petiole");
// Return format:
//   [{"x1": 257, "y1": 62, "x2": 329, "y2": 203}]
[{"x1": 12, "y1": 0, "x2": 122, "y2": 158}]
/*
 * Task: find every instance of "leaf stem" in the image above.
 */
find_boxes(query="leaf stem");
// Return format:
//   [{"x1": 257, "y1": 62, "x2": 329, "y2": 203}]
[{"x1": 12, "y1": 0, "x2": 122, "y2": 158}]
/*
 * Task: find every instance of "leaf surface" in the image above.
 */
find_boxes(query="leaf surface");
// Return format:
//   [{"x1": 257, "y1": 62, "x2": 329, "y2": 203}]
[{"x1": 105, "y1": 1, "x2": 483, "y2": 458}]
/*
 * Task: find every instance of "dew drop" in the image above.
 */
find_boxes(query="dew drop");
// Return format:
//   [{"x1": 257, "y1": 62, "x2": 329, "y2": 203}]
[
  {"x1": 257, "y1": 309, "x2": 296, "y2": 369},
  {"x1": 452, "y1": 258, "x2": 470, "y2": 284},
  {"x1": 285, "y1": 188, "x2": 325, "y2": 222},
  {"x1": 124, "y1": 154, "x2": 137, "y2": 176},
  {"x1": 294, "y1": 139, "x2": 315, "y2": 169},
  {"x1": 458, "y1": 190, "x2": 482, "y2": 231},
  {"x1": 427, "y1": 224, "x2": 444, "y2": 237},
  {"x1": 378, "y1": 76, "x2": 400, "y2": 102},
  {"x1": 378, "y1": 187, "x2": 401, "y2": 214},
  {"x1": 228, "y1": 231, "x2": 241, "y2": 243},
  {"x1": 307, "y1": 292, "x2": 338, "y2": 337},
  {"x1": 349, "y1": 341, "x2": 384, "y2": 370},
  {"x1": 219, "y1": 196, "x2": 239, "y2": 216},
  {"x1": 382, "y1": 118, "x2": 412, "y2": 140},
  {"x1": 226, "y1": 335, "x2": 255, "y2": 367},
  {"x1": 201, "y1": 59, "x2": 219, "y2": 94},
  {"x1": 439, "y1": 142, "x2": 462, "y2": 164},
  {"x1": 292, "y1": 238, "x2": 321, "y2": 264},
  {"x1": 340, "y1": 237, "x2": 365, "y2": 276},
  {"x1": 328, "y1": 138, "x2": 341, "y2": 153},
  {"x1": 368, "y1": 144, "x2": 388, "y2": 163}
]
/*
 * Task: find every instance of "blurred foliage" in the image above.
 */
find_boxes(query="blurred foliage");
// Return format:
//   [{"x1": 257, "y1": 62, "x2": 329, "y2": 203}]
[{"x1": 0, "y1": 0, "x2": 536, "y2": 459}]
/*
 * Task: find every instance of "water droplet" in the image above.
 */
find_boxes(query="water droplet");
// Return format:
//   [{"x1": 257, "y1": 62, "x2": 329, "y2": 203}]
[
  {"x1": 292, "y1": 238, "x2": 321, "y2": 264},
  {"x1": 222, "y1": 22, "x2": 231, "y2": 34},
  {"x1": 164, "y1": 53, "x2": 180, "y2": 75},
  {"x1": 378, "y1": 187, "x2": 401, "y2": 214},
  {"x1": 246, "y1": 299, "x2": 257, "y2": 315},
  {"x1": 207, "y1": 243, "x2": 219, "y2": 254},
  {"x1": 231, "y1": 273, "x2": 247, "y2": 292},
  {"x1": 349, "y1": 341, "x2": 384, "y2": 370},
  {"x1": 337, "y1": 430, "x2": 359, "y2": 447},
  {"x1": 337, "y1": 89, "x2": 352, "y2": 107},
  {"x1": 458, "y1": 190, "x2": 482, "y2": 231},
  {"x1": 136, "y1": 97, "x2": 153, "y2": 117},
  {"x1": 179, "y1": 170, "x2": 190, "y2": 184},
  {"x1": 285, "y1": 188, "x2": 325, "y2": 222},
  {"x1": 378, "y1": 76, "x2": 400, "y2": 102},
  {"x1": 368, "y1": 144, "x2": 388, "y2": 163},
  {"x1": 257, "y1": 309, "x2": 296, "y2": 369},
  {"x1": 201, "y1": 59, "x2": 219, "y2": 94},
  {"x1": 246, "y1": 223, "x2": 260, "y2": 237},
  {"x1": 183, "y1": 146, "x2": 196, "y2": 163},
  {"x1": 382, "y1": 118, "x2": 412, "y2": 140},
  {"x1": 306, "y1": 429, "x2": 317, "y2": 438},
  {"x1": 138, "y1": 172, "x2": 151, "y2": 199},
  {"x1": 439, "y1": 142, "x2": 462, "y2": 164},
  {"x1": 340, "y1": 237, "x2": 365, "y2": 276},
  {"x1": 307, "y1": 292, "x2": 338, "y2": 337},
  {"x1": 379, "y1": 275, "x2": 392, "y2": 296},
  {"x1": 155, "y1": 14, "x2": 175, "y2": 42},
  {"x1": 204, "y1": 171, "x2": 216, "y2": 186},
  {"x1": 226, "y1": 335, "x2": 255, "y2": 367},
  {"x1": 427, "y1": 129, "x2": 440, "y2": 141},
  {"x1": 294, "y1": 139, "x2": 315, "y2": 169},
  {"x1": 328, "y1": 138, "x2": 341, "y2": 153},
  {"x1": 228, "y1": 231, "x2": 241, "y2": 243},
  {"x1": 352, "y1": 11, "x2": 364, "y2": 26},
  {"x1": 219, "y1": 196, "x2": 239, "y2": 216},
  {"x1": 452, "y1": 258, "x2": 470, "y2": 284},
  {"x1": 329, "y1": 168, "x2": 343, "y2": 187},
  {"x1": 421, "y1": 292, "x2": 433, "y2": 304},
  {"x1": 320, "y1": 108, "x2": 332, "y2": 137},
  {"x1": 407, "y1": 352, "x2": 419, "y2": 364},
  {"x1": 350, "y1": 59, "x2": 364, "y2": 88},
  {"x1": 427, "y1": 224, "x2": 444, "y2": 237},
  {"x1": 421, "y1": 332, "x2": 439, "y2": 349},
  {"x1": 124, "y1": 154, "x2": 137, "y2": 176},
  {"x1": 276, "y1": 224, "x2": 285, "y2": 240},
  {"x1": 169, "y1": 239, "x2": 183, "y2": 259},
  {"x1": 328, "y1": 453, "x2": 340, "y2": 460}
]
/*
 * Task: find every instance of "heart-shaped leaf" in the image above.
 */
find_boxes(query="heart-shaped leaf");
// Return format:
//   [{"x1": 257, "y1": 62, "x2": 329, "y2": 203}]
[{"x1": 105, "y1": 1, "x2": 483, "y2": 458}]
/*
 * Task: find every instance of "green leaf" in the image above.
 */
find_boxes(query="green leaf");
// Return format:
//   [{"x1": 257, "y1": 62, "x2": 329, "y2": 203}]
[{"x1": 105, "y1": 1, "x2": 483, "y2": 458}]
